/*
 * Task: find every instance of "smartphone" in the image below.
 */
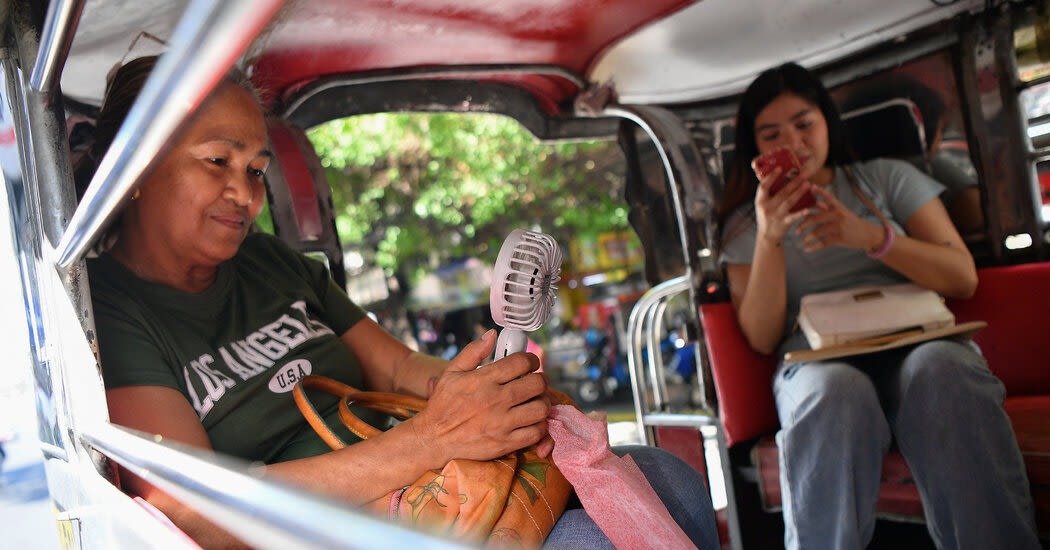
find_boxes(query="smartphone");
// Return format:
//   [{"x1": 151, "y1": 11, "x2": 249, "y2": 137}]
[{"x1": 751, "y1": 146, "x2": 815, "y2": 212}]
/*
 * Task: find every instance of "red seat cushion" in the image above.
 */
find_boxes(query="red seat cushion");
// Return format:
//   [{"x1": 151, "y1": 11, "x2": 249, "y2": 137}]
[
  {"x1": 753, "y1": 436, "x2": 924, "y2": 519},
  {"x1": 946, "y1": 263, "x2": 1050, "y2": 396},
  {"x1": 654, "y1": 426, "x2": 710, "y2": 492},
  {"x1": 1005, "y1": 395, "x2": 1050, "y2": 534},
  {"x1": 699, "y1": 302, "x2": 778, "y2": 447},
  {"x1": 266, "y1": 118, "x2": 325, "y2": 241}
]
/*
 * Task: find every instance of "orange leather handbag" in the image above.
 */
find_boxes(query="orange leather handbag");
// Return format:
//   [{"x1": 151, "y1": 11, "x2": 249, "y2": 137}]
[{"x1": 293, "y1": 375, "x2": 573, "y2": 548}]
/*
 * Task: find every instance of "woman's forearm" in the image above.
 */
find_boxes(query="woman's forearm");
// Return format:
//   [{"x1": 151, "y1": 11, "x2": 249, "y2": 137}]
[
  {"x1": 877, "y1": 235, "x2": 977, "y2": 298},
  {"x1": 735, "y1": 237, "x2": 790, "y2": 354},
  {"x1": 389, "y1": 351, "x2": 448, "y2": 397},
  {"x1": 129, "y1": 419, "x2": 442, "y2": 549},
  {"x1": 854, "y1": 197, "x2": 977, "y2": 299},
  {"x1": 343, "y1": 321, "x2": 445, "y2": 396},
  {"x1": 260, "y1": 416, "x2": 442, "y2": 505}
]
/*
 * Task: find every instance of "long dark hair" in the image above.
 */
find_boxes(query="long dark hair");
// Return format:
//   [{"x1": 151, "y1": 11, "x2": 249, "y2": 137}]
[
  {"x1": 90, "y1": 56, "x2": 262, "y2": 164},
  {"x1": 717, "y1": 62, "x2": 854, "y2": 232},
  {"x1": 90, "y1": 56, "x2": 161, "y2": 164}
]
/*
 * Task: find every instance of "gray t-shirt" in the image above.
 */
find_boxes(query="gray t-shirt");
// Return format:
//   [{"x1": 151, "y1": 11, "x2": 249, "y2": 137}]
[
  {"x1": 720, "y1": 158, "x2": 945, "y2": 354},
  {"x1": 928, "y1": 153, "x2": 977, "y2": 209},
  {"x1": 903, "y1": 152, "x2": 976, "y2": 209}
]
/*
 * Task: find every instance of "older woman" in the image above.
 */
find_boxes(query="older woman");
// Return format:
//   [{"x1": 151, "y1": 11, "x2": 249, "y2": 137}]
[{"x1": 88, "y1": 57, "x2": 718, "y2": 549}]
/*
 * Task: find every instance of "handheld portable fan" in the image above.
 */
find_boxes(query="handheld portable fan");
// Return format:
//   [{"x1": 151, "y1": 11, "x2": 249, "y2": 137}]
[{"x1": 490, "y1": 229, "x2": 562, "y2": 360}]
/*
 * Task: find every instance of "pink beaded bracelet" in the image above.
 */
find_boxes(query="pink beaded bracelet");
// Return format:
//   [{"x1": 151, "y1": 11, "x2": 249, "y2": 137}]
[{"x1": 867, "y1": 223, "x2": 895, "y2": 259}]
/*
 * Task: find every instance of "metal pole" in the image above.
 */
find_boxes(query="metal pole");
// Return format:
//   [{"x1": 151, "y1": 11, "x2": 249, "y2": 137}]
[
  {"x1": 600, "y1": 105, "x2": 701, "y2": 267},
  {"x1": 83, "y1": 423, "x2": 470, "y2": 550},
  {"x1": 28, "y1": 0, "x2": 86, "y2": 98},
  {"x1": 624, "y1": 276, "x2": 689, "y2": 443},
  {"x1": 646, "y1": 298, "x2": 670, "y2": 410}
]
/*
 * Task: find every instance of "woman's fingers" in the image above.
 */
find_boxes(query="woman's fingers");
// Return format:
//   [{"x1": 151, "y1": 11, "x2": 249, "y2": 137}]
[
  {"x1": 483, "y1": 351, "x2": 541, "y2": 384},
  {"x1": 445, "y1": 329, "x2": 497, "y2": 372},
  {"x1": 754, "y1": 167, "x2": 783, "y2": 198},
  {"x1": 784, "y1": 207, "x2": 813, "y2": 229},
  {"x1": 795, "y1": 205, "x2": 830, "y2": 233},
  {"x1": 799, "y1": 185, "x2": 882, "y2": 251},
  {"x1": 508, "y1": 420, "x2": 550, "y2": 449},
  {"x1": 756, "y1": 169, "x2": 806, "y2": 241},
  {"x1": 779, "y1": 184, "x2": 884, "y2": 252},
  {"x1": 808, "y1": 183, "x2": 837, "y2": 203},
  {"x1": 781, "y1": 180, "x2": 812, "y2": 210},
  {"x1": 417, "y1": 348, "x2": 550, "y2": 461},
  {"x1": 536, "y1": 435, "x2": 555, "y2": 458},
  {"x1": 501, "y1": 370, "x2": 548, "y2": 403},
  {"x1": 758, "y1": 168, "x2": 803, "y2": 212},
  {"x1": 802, "y1": 224, "x2": 840, "y2": 250},
  {"x1": 793, "y1": 185, "x2": 839, "y2": 236},
  {"x1": 797, "y1": 208, "x2": 840, "y2": 248}
]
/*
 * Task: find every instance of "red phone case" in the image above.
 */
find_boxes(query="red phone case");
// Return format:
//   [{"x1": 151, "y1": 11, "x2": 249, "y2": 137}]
[{"x1": 751, "y1": 147, "x2": 815, "y2": 212}]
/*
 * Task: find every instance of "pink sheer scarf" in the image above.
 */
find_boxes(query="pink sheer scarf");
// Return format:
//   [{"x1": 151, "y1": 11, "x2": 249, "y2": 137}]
[{"x1": 547, "y1": 405, "x2": 696, "y2": 550}]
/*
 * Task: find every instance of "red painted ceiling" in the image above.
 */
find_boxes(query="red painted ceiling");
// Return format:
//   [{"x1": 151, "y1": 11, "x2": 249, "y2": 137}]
[{"x1": 247, "y1": 0, "x2": 698, "y2": 110}]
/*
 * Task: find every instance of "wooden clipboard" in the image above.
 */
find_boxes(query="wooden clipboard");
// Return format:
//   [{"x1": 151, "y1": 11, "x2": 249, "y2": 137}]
[{"x1": 783, "y1": 320, "x2": 987, "y2": 364}]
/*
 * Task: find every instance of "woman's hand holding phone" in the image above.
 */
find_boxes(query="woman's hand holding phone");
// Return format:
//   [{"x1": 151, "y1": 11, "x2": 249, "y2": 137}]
[
  {"x1": 752, "y1": 149, "x2": 816, "y2": 245},
  {"x1": 752, "y1": 147, "x2": 816, "y2": 212}
]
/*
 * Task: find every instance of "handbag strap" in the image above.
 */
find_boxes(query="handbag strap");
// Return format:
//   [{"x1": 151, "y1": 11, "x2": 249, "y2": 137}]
[
  {"x1": 293, "y1": 375, "x2": 352, "y2": 449},
  {"x1": 293, "y1": 375, "x2": 427, "y2": 448},
  {"x1": 338, "y1": 390, "x2": 426, "y2": 439},
  {"x1": 842, "y1": 164, "x2": 892, "y2": 228}
]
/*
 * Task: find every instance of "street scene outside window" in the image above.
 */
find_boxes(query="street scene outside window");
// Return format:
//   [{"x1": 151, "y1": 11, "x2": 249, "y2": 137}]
[{"x1": 305, "y1": 112, "x2": 699, "y2": 411}]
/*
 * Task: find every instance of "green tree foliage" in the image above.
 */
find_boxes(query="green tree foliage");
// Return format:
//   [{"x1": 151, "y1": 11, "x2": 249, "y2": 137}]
[{"x1": 307, "y1": 113, "x2": 627, "y2": 283}]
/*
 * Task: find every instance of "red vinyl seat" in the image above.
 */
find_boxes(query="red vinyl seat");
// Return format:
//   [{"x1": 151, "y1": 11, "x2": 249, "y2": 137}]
[{"x1": 700, "y1": 262, "x2": 1050, "y2": 534}]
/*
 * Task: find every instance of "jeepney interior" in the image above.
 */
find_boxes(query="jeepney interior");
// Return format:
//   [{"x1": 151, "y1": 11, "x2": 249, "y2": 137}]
[
  {"x1": 619, "y1": 9, "x2": 1050, "y2": 548},
  {"x1": 5, "y1": 0, "x2": 1050, "y2": 549}
]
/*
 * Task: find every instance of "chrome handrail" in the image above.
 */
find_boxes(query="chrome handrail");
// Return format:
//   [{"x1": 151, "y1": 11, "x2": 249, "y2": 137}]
[
  {"x1": 645, "y1": 298, "x2": 670, "y2": 410},
  {"x1": 639, "y1": 413, "x2": 715, "y2": 428},
  {"x1": 82, "y1": 423, "x2": 470, "y2": 550},
  {"x1": 625, "y1": 276, "x2": 690, "y2": 444},
  {"x1": 53, "y1": 0, "x2": 285, "y2": 269},
  {"x1": 599, "y1": 104, "x2": 707, "y2": 261},
  {"x1": 643, "y1": 300, "x2": 661, "y2": 409},
  {"x1": 29, "y1": 0, "x2": 86, "y2": 98}
]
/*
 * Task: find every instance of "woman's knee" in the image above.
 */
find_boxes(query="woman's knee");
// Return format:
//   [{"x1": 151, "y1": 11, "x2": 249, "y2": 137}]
[
  {"x1": 611, "y1": 445, "x2": 719, "y2": 549},
  {"x1": 898, "y1": 340, "x2": 1004, "y2": 403},
  {"x1": 613, "y1": 445, "x2": 711, "y2": 502},
  {"x1": 892, "y1": 340, "x2": 1007, "y2": 436},
  {"x1": 776, "y1": 362, "x2": 883, "y2": 430}
]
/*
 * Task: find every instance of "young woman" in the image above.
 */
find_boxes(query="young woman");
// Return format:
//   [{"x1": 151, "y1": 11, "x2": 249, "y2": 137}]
[{"x1": 718, "y1": 62, "x2": 1038, "y2": 550}]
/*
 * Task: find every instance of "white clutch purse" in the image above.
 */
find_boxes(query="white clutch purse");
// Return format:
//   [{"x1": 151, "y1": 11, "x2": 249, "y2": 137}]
[{"x1": 797, "y1": 283, "x2": 955, "y2": 350}]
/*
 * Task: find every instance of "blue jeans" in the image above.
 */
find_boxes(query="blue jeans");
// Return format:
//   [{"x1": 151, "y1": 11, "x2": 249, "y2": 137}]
[
  {"x1": 544, "y1": 445, "x2": 720, "y2": 549},
  {"x1": 773, "y1": 338, "x2": 1039, "y2": 550}
]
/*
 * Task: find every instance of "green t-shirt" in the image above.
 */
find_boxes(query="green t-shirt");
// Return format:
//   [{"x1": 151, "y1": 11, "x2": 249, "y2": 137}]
[{"x1": 88, "y1": 232, "x2": 378, "y2": 463}]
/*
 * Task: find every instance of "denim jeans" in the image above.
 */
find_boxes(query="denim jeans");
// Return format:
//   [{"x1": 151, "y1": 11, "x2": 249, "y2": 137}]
[
  {"x1": 773, "y1": 338, "x2": 1039, "y2": 550},
  {"x1": 544, "y1": 445, "x2": 720, "y2": 550}
]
